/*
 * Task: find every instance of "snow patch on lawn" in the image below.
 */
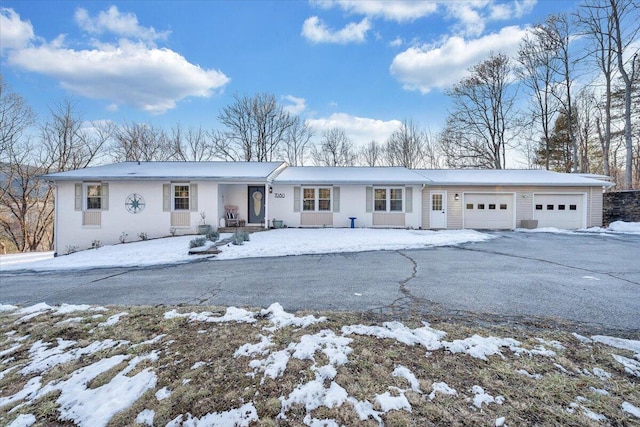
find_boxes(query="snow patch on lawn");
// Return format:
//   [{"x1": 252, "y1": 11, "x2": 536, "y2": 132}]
[
  {"x1": 6, "y1": 414, "x2": 36, "y2": 427},
  {"x1": 592, "y1": 335, "x2": 640, "y2": 359},
  {"x1": 34, "y1": 354, "x2": 158, "y2": 427},
  {"x1": 567, "y1": 397, "x2": 608, "y2": 422},
  {"x1": 622, "y1": 401, "x2": 640, "y2": 418},
  {"x1": 392, "y1": 365, "x2": 421, "y2": 393},
  {"x1": 167, "y1": 403, "x2": 258, "y2": 427},
  {"x1": 429, "y1": 382, "x2": 457, "y2": 400},
  {"x1": 164, "y1": 306, "x2": 257, "y2": 324},
  {"x1": 97, "y1": 312, "x2": 128, "y2": 327},
  {"x1": 0, "y1": 229, "x2": 494, "y2": 272},
  {"x1": 471, "y1": 385, "x2": 504, "y2": 408},
  {"x1": 375, "y1": 391, "x2": 412, "y2": 413},
  {"x1": 611, "y1": 354, "x2": 640, "y2": 377},
  {"x1": 261, "y1": 302, "x2": 327, "y2": 331},
  {"x1": 342, "y1": 321, "x2": 445, "y2": 351},
  {"x1": 21, "y1": 338, "x2": 126, "y2": 374},
  {"x1": 135, "y1": 409, "x2": 155, "y2": 426}
]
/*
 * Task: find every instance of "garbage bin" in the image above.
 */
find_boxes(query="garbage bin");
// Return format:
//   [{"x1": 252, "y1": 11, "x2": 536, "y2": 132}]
[{"x1": 349, "y1": 217, "x2": 357, "y2": 228}]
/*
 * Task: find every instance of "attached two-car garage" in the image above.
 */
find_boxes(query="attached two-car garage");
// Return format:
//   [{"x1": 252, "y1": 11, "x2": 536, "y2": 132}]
[
  {"x1": 461, "y1": 192, "x2": 586, "y2": 229},
  {"x1": 416, "y1": 169, "x2": 610, "y2": 231}
]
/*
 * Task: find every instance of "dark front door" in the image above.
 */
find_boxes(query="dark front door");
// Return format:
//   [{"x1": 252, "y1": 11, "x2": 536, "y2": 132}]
[{"x1": 248, "y1": 186, "x2": 265, "y2": 224}]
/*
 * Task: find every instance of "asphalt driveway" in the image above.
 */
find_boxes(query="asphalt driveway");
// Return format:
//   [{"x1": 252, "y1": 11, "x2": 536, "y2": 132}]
[{"x1": 1, "y1": 232, "x2": 639, "y2": 334}]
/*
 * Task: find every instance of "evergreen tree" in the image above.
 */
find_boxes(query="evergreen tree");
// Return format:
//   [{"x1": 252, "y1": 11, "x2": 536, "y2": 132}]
[{"x1": 536, "y1": 111, "x2": 575, "y2": 172}]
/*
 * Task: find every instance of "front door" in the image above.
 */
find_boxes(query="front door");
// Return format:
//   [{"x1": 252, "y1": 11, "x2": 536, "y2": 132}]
[
  {"x1": 248, "y1": 186, "x2": 266, "y2": 224},
  {"x1": 430, "y1": 191, "x2": 447, "y2": 229}
]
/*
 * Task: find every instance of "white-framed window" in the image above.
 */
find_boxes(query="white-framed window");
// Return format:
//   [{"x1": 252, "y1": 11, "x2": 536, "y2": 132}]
[
  {"x1": 173, "y1": 184, "x2": 190, "y2": 211},
  {"x1": 163, "y1": 183, "x2": 197, "y2": 213},
  {"x1": 374, "y1": 187, "x2": 403, "y2": 212},
  {"x1": 85, "y1": 183, "x2": 102, "y2": 210},
  {"x1": 302, "y1": 187, "x2": 332, "y2": 212},
  {"x1": 76, "y1": 182, "x2": 108, "y2": 211}
]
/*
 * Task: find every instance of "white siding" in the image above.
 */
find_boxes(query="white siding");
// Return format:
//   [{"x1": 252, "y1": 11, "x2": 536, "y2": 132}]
[
  {"x1": 55, "y1": 180, "x2": 218, "y2": 254},
  {"x1": 268, "y1": 184, "x2": 422, "y2": 228}
]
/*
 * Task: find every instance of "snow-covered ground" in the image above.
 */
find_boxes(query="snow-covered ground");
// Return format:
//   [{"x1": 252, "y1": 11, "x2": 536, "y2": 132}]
[
  {"x1": 1, "y1": 222, "x2": 637, "y2": 272},
  {"x1": 517, "y1": 220, "x2": 640, "y2": 235},
  {"x1": 1, "y1": 302, "x2": 639, "y2": 426},
  {"x1": 0, "y1": 228, "x2": 492, "y2": 272}
]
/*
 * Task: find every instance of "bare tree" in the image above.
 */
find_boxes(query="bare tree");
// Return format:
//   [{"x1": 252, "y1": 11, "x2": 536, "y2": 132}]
[
  {"x1": 443, "y1": 53, "x2": 517, "y2": 169},
  {"x1": 0, "y1": 76, "x2": 36, "y2": 161},
  {"x1": 311, "y1": 128, "x2": 356, "y2": 166},
  {"x1": 111, "y1": 122, "x2": 172, "y2": 162},
  {"x1": 383, "y1": 119, "x2": 428, "y2": 169},
  {"x1": 171, "y1": 124, "x2": 215, "y2": 161},
  {"x1": 358, "y1": 140, "x2": 382, "y2": 166},
  {"x1": 439, "y1": 120, "x2": 500, "y2": 169},
  {"x1": 0, "y1": 79, "x2": 40, "y2": 252},
  {"x1": 608, "y1": 0, "x2": 639, "y2": 188},
  {"x1": 575, "y1": 88, "x2": 602, "y2": 173},
  {"x1": 216, "y1": 93, "x2": 295, "y2": 162},
  {"x1": 0, "y1": 77, "x2": 36, "y2": 199},
  {"x1": 1, "y1": 95, "x2": 113, "y2": 252},
  {"x1": 517, "y1": 19, "x2": 562, "y2": 170},
  {"x1": 39, "y1": 100, "x2": 111, "y2": 172},
  {"x1": 577, "y1": 2, "x2": 617, "y2": 177},
  {"x1": 280, "y1": 116, "x2": 313, "y2": 166},
  {"x1": 0, "y1": 140, "x2": 55, "y2": 252},
  {"x1": 422, "y1": 128, "x2": 442, "y2": 169}
]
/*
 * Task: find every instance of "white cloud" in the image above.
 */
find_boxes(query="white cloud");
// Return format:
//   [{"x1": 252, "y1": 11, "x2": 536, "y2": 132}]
[
  {"x1": 4, "y1": 7, "x2": 229, "y2": 114},
  {"x1": 389, "y1": 37, "x2": 403, "y2": 48},
  {"x1": 445, "y1": 2, "x2": 486, "y2": 37},
  {"x1": 390, "y1": 26, "x2": 528, "y2": 93},
  {"x1": 444, "y1": 0, "x2": 537, "y2": 37},
  {"x1": 312, "y1": 1, "x2": 535, "y2": 30},
  {"x1": 302, "y1": 16, "x2": 371, "y2": 44},
  {"x1": 312, "y1": 0, "x2": 438, "y2": 23},
  {"x1": 74, "y1": 6, "x2": 170, "y2": 43},
  {"x1": 0, "y1": 8, "x2": 35, "y2": 52},
  {"x1": 306, "y1": 113, "x2": 402, "y2": 146},
  {"x1": 282, "y1": 95, "x2": 307, "y2": 115},
  {"x1": 9, "y1": 40, "x2": 229, "y2": 114}
]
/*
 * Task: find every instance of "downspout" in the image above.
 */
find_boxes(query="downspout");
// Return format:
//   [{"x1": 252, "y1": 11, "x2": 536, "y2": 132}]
[{"x1": 264, "y1": 180, "x2": 270, "y2": 229}]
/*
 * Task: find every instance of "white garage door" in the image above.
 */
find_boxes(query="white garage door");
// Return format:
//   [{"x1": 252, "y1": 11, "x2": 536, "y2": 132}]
[
  {"x1": 463, "y1": 193, "x2": 514, "y2": 229},
  {"x1": 533, "y1": 194, "x2": 584, "y2": 229}
]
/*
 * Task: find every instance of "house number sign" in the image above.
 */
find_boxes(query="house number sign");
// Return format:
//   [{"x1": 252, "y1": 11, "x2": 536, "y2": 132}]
[
  {"x1": 274, "y1": 193, "x2": 285, "y2": 198},
  {"x1": 125, "y1": 193, "x2": 145, "y2": 214}
]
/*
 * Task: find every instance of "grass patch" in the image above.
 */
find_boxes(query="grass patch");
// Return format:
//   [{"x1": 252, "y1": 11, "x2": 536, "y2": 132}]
[{"x1": 1, "y1": 305, "x2": 638, "y2": 426}]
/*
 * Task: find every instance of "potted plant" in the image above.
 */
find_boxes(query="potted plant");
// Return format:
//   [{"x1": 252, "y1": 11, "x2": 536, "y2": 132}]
[{"x1": 197, "y1": 211, "x2": 212, "y2": 234}]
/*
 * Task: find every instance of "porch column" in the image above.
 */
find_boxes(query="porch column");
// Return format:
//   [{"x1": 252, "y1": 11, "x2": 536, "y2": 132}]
[{"x1": 264, "y1": 184, "x2": 269, "y2": 228}]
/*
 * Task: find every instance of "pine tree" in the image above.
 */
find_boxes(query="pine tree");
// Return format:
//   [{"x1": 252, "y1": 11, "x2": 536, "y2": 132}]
[{"x1": 536, "y1": 112, "x2": 574, "y2": 172}]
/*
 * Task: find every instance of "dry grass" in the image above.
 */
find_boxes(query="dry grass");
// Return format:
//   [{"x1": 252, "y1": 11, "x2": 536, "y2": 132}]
[{"x1": 1, "y1": 305, "x2": 639, "y2": 426}]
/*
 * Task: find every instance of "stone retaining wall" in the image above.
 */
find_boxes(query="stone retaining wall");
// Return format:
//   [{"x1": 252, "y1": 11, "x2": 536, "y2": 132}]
[{"x1": 603, "y1": 190, "x2": 640, "y2": 225}]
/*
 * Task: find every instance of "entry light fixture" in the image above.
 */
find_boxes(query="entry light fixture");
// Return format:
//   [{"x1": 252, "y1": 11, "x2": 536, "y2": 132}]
[
  {"x1": 454, "y1": 193, "x2": 460, "y2": 201},
  {"x1": 269, "y1": 186, "x2": 273, "y2": 194}
]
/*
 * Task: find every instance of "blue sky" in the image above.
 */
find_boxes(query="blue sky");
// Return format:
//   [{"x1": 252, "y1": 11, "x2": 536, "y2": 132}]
[{"x1": 1, "y1": 1, "x2": 580, "y2": 149}]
